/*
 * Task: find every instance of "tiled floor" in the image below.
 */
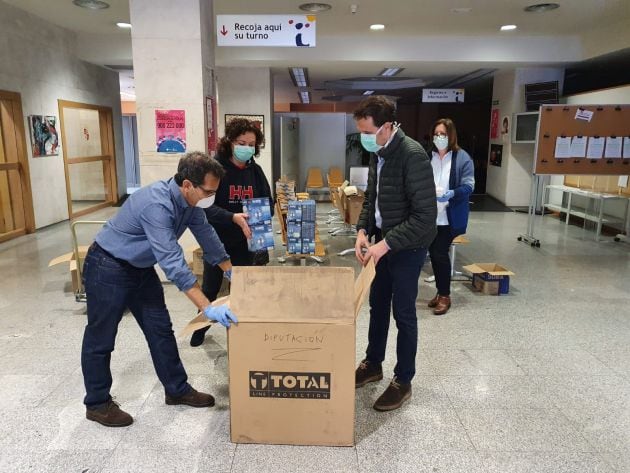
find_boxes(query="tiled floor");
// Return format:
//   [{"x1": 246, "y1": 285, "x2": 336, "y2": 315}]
[{"x1": 0, "y1": 204, "x2": 628, "y2": 472}]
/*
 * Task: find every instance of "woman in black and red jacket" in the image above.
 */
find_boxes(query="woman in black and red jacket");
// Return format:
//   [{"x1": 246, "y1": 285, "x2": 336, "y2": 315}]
[{"x1": 190, "y1": 118, "x2": 272, "y2": 347}]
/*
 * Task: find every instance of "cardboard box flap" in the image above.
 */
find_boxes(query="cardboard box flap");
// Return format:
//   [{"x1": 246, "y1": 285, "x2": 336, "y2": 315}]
[
  {"x1": 354, "y1": 259, "x2": 376, "y2": 319},
  {"x1": 230, "y1": 266, "x2": 355, "y2": 324},
  {"x1": 463, "y1": 263, "x2": 515, "y2": 277},
  {"x1": 48, "y1": 246, "x2": 90, "y2": 267},
  {"x1": 179, "y1": 296, "x2": 230, "y2": 337}
]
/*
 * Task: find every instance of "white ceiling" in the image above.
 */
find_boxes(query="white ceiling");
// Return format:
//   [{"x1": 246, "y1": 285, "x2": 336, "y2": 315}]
[{"x1": 5, "y1": 0, "x2": 630, "y2": 103}]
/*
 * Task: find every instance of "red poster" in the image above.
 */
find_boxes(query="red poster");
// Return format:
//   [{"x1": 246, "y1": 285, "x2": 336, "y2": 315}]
[
  {"x1": 490, "y1": 108, "x2": 499, "y2": 139},
  {"x1": 206, "y1": 97, "x2": 217, "y2": 153},
  {"x1": 156, "y1": 109, "x2": 186, "y2": 153}
]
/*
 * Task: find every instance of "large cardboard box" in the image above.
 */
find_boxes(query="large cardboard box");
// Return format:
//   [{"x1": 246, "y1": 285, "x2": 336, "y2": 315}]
[
  {"x1": 48, "y1": 246, "x2": 90, "y2": 293},
  {"x1": 182, "y1": 262, "x2": 375, "y2": 446},
  {"x1": 463, "y1": 263, "x2": 515, "y2": 295}
]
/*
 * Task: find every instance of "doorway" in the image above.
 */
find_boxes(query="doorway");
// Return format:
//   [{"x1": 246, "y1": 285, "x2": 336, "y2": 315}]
[
  {"x1": 58, "y1": 100, "x2": 118, "y2": 218},
  {"x1": 0, "y1": 90, "x2": 35, "y2": 243}
]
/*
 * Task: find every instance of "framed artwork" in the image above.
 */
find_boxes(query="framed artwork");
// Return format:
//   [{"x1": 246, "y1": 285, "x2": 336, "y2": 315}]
[
  {"x1": 225, "y1": 114, "x2": 265, "y2": 146},
  {"x1": 28, "y1": 115, "x2": 59, "y2": 157},
  {"x1": 490, "y1": 144, "x2": 503, "y2": 167}
]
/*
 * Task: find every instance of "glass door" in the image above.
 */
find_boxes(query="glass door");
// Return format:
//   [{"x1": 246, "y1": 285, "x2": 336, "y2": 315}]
[{"x1": 58, "y1": 101, "x2": 118, "y2": 218}]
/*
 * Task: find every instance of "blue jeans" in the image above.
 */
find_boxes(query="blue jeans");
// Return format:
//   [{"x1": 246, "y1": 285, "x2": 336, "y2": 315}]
[
  {"x1": 81, "y1": 243, "x2": 191, "y2": 409},
  {"x1": 366, "y1": 236, "x2": 426, "y2": 384}
]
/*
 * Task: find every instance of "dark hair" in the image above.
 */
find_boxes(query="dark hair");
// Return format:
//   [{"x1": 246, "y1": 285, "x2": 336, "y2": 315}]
[
  {"x1": 353, "y1": 96, "x2": 397, "y2": 127},
  {"x1": 174, "y1": 151, "x2": 225, "y2": 186},
  {"x1": 431, "y1": 118, "x2": 460, "y2": 152},
  {"x1": 217, "y1": 118, "x2": 265, "y2": 159}
]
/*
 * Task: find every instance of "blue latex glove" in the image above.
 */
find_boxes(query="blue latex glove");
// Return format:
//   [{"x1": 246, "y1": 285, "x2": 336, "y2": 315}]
[
  {"x1": 437, "y1": 190, "x2": 454, "y2": 203},
  {"x1": 203, "y1": 304, "x2": 238, "y2": 328},
  {"x1": 223, "y1": 269, "x2": 232, "y2": 282}
]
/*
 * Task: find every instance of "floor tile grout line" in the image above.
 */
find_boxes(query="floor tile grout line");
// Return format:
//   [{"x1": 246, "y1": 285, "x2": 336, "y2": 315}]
[{"x1": 433, "y1": 372, "x2": 480, "y2": 455}]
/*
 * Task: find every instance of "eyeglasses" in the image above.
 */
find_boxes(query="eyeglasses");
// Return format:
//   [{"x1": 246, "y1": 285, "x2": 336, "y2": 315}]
[
  {"x1": 433, "y1": 133, "x2": 448, "y2": 138},
  {"x1": 196, "y1": 185, "x2": 216, "y2": 197}
]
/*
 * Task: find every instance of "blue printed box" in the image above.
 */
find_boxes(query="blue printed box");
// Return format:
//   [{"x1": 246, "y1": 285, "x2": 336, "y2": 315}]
[
  {"x1": 463, "y1": 263, "x2": 515, "y2": 295},
  {"x1": 248, "y1": 223, "x2": 275, "y2": 252},
  {"x1": 242, "y1": 197, "x2": 272, "y2": 226}
]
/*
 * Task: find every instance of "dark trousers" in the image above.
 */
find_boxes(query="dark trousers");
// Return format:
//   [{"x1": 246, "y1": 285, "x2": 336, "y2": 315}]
[
  {"x1": 201, "y1": 241, "x2": 253, "y2": 301},
  {"x1": 428, "y1": 225, "x2": 455, "y2": 296},
  {"x1": 81, "y1": 243, "x2": 190, "y2": 409},
  {"x1": 366, "y1": 233, "x2": 426, "y2": 384}
]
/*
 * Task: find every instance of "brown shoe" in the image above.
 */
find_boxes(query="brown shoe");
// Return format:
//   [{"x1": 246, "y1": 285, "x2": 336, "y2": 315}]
[
  {"x1": 165, "y1": 387, "x2": 215, "y2": 407},
  {"x1": 86, "y1": 399, "x2": 133, "y2": 427},
  {"x1": 433, "y1": 295, "x2": 451, "y2": 315},
  {"x1": 355, "y1": 359, "x2": 383, "y2": 388},
  {"x1": 427, "y1": 293, "x2": 440, "y2": 308},
  {"x1": 373, "y1": 377, "x2": 412, "y2": 411}
]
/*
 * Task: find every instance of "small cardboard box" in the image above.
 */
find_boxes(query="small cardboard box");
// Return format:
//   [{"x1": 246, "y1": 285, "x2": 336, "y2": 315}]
[
  {"x1": 182, "y1": 261, "x2": 375, "y2": 446},
  {"x1": 192, "y1": 248, "x2": 204, "y2": 276},
  {"x1": 463, "y1": 263, "x2": 515, "y2": 295}
]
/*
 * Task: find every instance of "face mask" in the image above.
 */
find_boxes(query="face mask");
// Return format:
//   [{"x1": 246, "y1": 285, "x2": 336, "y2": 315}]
[
  {"x1": 433, "y1": 135, "x2": 449, "y2": 151},
  {"x1": 233, "y1": 145, "x2": 255, "y2": 162},
  {"x1": 195, "y1": 194, "x2": 215, "y2": 209},
  {"x1": 360, "y1": 125, "x2": 384, "y2": 153}
]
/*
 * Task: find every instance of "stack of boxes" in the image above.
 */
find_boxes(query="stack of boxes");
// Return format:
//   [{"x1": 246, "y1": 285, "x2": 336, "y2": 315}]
[
  {"x1": 242, "y1": 197, "x2": 274, "y2": 252},
  {"x1": 275, "y1": 178, "x2": 296, "y2": 211},
  {"x1": 287, "y1": 200, "x2": 316, "y2": 254}
]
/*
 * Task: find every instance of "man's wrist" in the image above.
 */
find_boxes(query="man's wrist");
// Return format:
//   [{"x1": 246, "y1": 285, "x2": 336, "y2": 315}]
[{"x1": 383, "y1": 238, "x2": 391, "y2": 250}]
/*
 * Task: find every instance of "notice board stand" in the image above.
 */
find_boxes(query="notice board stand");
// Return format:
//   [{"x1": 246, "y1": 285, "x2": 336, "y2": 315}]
[{"x1": 518, "y1": 104, "x2": 630, "y2": 247}]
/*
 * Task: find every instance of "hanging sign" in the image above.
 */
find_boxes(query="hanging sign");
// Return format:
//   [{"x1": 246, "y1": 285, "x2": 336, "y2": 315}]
[
  {"x1": 155, "y1": 110, "x2": 186, "y2": 153},
  {"x1": 216, "y1": 15, "x2": 316, "y2": 47},
  {"x1": 422, "y1": 88, "x2": 465, "y2": 103}
]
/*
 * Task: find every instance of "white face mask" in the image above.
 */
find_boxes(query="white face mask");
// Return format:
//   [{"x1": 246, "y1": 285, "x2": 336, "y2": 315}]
[
  {"x1": 433, "y1": 135, "x2": 449, "y2": 151},
  {"x1": 196, "y1": 194, "x2": 215, "y2": 208}
]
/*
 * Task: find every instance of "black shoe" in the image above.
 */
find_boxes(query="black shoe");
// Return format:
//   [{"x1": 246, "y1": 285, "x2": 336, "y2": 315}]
[
  {"x1": 355, "y1": 359, "x2": 383, "y2": 388},
  {"x1": 373, "y1": 377, "x2": 412, "y2": 411},
  {"x1": 86, "y1": 399, "x2": 133, "y2": 427},
  {"x1": 190, "y1": 325, "x2": 210, "y2": 347},
  {"x1": 165, "y1": 387, "x2": 215, "y2": 408}
]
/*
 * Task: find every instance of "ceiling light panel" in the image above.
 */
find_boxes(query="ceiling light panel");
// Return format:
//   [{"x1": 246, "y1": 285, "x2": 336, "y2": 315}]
[
  {"x1": 380, "y1": 68, "x2": 403, "y2": 77},
  {"x1": 73, "y1": 0, "x2": 110, "y2": 9},
  {"x1": 363, "y1": 90, "x2": 375, "y2": 95},
  {"x1": 289, "y1": 67, "x2": 310, "y2": 87}
]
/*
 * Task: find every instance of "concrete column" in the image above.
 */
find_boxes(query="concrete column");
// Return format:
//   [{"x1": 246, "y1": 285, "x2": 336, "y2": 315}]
[
  {"x1": 130, "y1": 0, "x2": 215, "y2": 185},
  {"x1": 216, "y1": 67, "x2": 273, "y2": 183}
]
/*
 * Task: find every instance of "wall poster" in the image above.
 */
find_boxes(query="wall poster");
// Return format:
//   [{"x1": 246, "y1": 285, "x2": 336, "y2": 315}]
[
  {"x1": 490, "y1": 109, "x2": 499, "y2": 139},
  {"x1": 28, "y1": 115, "x2": 59, "y2": 157},
  {"x1": 155, "y1": 109, "x2": 186, "y2": 153}
]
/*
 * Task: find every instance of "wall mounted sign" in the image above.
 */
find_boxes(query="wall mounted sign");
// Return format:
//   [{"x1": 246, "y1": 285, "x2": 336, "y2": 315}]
[
  {"x1": 216, "y1": 15, "x2": 316, "y2": 47},
  {"x1": 155, "y1": 110, "x2": 186, "y2": 153},
  {"x1": 422, "y1": 88, "x2": 465, "y2": 103},
  {"x1": 490, "y1": 144, "x2": 503, "y2": 167}
]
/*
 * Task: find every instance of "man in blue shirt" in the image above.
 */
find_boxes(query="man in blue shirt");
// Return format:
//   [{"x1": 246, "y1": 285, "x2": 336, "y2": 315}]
[{"x1": 81, "y1": 151, "x2": 238, "y2": 427}]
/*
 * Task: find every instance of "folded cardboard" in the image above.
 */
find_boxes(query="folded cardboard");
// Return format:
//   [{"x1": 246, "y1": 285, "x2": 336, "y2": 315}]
[
  {"x1": 463, "y1": 263, "x2": 515, "y2": 295},
  {"x1": 48, "y1": 246, "x2": 90, "y2": 293},
  {"x1": 182, "y1": 260, "x2": 376, "y2": 446},
  {"x1": 341, "y1": 190, "x2": 365, "y2": 225}
]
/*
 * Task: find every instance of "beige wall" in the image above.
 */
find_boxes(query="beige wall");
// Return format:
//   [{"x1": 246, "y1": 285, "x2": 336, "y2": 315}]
[{"x1": 0, "y1": 2, "x2": 124, "y2": 228}]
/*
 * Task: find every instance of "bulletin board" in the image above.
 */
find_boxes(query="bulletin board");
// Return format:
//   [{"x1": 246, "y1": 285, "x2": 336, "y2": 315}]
[{"x1": 534, "y1": 104, "x2": 630, "y2": 175}]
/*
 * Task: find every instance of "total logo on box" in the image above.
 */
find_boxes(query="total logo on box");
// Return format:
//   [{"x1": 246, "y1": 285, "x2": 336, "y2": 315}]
[{"x1": 249, "y1": 371, "x2": 331, "y2": 399}]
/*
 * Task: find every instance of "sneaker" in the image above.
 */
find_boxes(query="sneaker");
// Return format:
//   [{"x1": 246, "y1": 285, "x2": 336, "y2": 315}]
[
  {"x1": 86, "y1": 399, "x2": 133, "y2": 427},
  {"x1": 190, "y1": 325, "x2": 210, "y2": 347},
  {"x1": 373, "y1": 377, "x2": 412, "y2": 411},
  {"x1": 165, "y1": 387, "x2": 215, "y2": 408},
  {"x1": 427, "y1": 293, "x2": 440, "y2": 308},
  {"x1": 355, "y1": 359, "x2": 383, "y2": 388}
]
